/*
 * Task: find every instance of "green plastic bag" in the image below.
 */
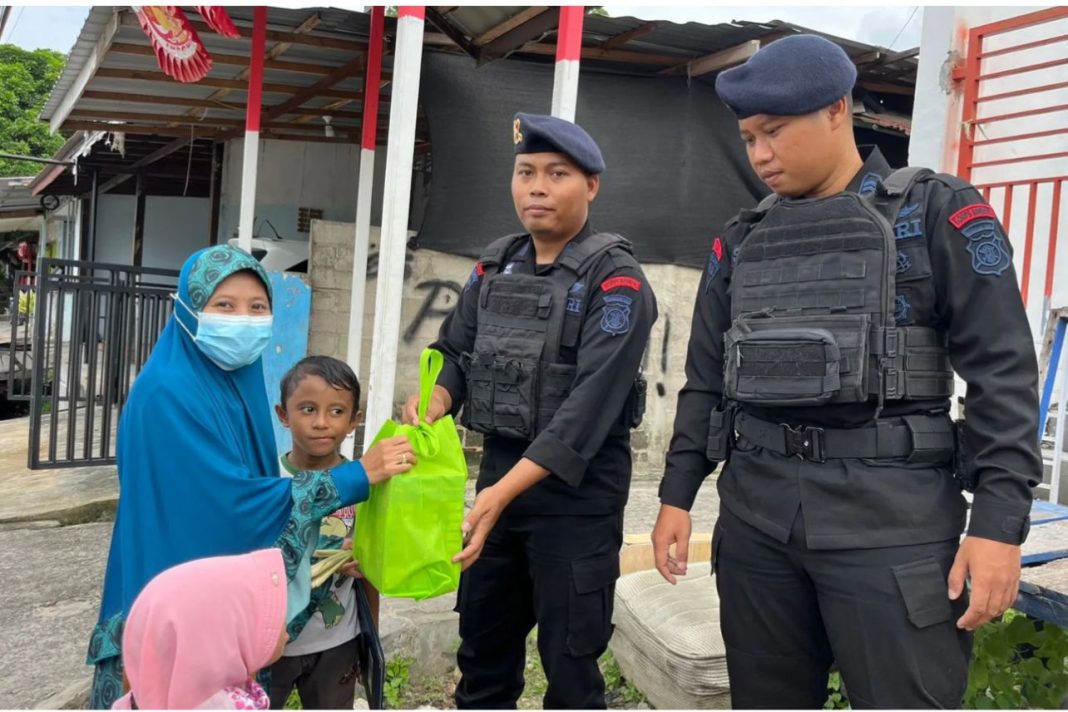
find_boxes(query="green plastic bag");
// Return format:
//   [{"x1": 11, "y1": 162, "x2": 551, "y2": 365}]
[{"x1": 353, "y1": 348, "x2": 467, "y2": 600}]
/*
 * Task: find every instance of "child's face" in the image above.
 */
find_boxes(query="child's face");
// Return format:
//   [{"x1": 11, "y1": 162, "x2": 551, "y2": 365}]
[{"x1": 275, "y1": 375, "x2": 360, "y2": 459}]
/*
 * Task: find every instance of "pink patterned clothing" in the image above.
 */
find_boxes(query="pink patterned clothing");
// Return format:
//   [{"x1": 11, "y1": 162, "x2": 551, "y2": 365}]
[{"x1": 196, "y1": 679, "x2": 270, "y2": 710}]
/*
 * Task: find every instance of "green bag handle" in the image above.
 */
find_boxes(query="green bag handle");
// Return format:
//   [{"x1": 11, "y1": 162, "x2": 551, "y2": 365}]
[
  {"x1": 401, "y1": 349, "x2": 444, "y2": 458},
  {"x1": 418, "y1": 348, "x2": 444, "y2": 423}
]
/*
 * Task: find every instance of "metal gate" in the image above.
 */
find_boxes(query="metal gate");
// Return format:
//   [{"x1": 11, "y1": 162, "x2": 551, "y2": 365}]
[
  {"x1": 11, "y1": 258, "x2": 179, "y2": 469},
  {"x1": 956, "y1": 6, "x2": 1068, "y2": 329}
]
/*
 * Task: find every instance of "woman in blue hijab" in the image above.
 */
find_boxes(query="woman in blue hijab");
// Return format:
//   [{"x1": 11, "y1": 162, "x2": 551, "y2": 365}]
[{"x1": 87, "y1": 246, "x2": 415, "y2": 708}]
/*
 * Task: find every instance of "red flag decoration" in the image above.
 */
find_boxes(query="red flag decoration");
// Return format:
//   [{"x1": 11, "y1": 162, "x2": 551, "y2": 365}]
[
  {"x1": 133, "y1": 6, "x2": 213, "y2": 83},
  {"x1": 195, "y1": 6, "x2": 241, "y2": 38}
]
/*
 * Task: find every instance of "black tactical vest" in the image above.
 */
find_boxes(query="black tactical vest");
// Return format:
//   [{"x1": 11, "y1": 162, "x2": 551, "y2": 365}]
[
  {"x1": 724, "y1": 168, "x2": 955, "y2": 408},
  {"x1": 461, "y1": 232, "x2": 640, "y2": 440}
]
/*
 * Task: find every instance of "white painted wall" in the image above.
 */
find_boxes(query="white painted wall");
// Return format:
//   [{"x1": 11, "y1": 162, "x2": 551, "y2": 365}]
[
  {"x1": 217, "y1": 138, "x2": 412, "y2": 247},
  {"x1": 92, "y1": 194, "x2": 211, "y2": 270}
]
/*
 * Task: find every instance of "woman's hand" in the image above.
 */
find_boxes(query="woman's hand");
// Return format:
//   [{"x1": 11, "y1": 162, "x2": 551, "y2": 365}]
[{"x1": 359, "y1": 435, "x2": 416, "y2": 484}]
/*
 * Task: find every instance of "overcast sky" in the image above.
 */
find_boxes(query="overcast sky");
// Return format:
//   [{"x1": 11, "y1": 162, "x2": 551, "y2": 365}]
[{"x1": 0, "y1": 4, "x2": 922, "y2": 55}]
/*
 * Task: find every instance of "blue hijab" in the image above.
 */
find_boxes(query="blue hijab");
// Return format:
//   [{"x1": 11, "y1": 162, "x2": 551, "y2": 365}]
[{"x1": 97, "y1": 246, "x2": 292, "y2": 628}]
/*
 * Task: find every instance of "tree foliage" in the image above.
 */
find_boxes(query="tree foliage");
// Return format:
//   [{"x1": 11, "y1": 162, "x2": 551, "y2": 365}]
[{"x1": 0, "y1": 44, "x2": 67, "y2": 177}]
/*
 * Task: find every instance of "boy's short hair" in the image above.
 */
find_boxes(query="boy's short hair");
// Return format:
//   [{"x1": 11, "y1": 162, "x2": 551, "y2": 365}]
[{"x1": 279, "y1": 356, "x2": 361, "y2": 414}]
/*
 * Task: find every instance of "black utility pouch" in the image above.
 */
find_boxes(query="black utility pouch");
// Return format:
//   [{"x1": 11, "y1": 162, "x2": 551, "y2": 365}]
[
  {"x1": 626, "y1": 374, "x2": 648, "y2": 429},
  {"x1": 706, "y1": 404, "x2": 736, "y2": 461}
]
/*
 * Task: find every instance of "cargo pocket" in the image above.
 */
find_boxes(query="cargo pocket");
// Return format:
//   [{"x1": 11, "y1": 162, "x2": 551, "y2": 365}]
[
  {"x1": 566, "y1": 554, "x2": 620, "y2": 657},
  {"x1": 891, "y1": 557, "x2": 953, "y2": 629}
]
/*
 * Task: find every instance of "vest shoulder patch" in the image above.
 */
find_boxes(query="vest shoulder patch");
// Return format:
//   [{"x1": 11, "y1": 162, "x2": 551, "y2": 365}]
[
  {"x1": 948, "y1": 203, "x2": 997, "y2": 230},
  {"x1": 601, "y1": 294, "x2": 632, "y2": 335},
  {"x1": 600, "y1": 275, "x2": 642, "y2": 292}
]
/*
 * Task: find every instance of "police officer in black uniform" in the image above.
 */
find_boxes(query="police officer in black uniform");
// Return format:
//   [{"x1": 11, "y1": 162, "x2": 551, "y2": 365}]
[
  {"x1": 403, "y1": 113, "x2": 656, "y2": 709},
  {"x1": 651, "y1": 35, "x2": 1040, "y2": 709}
]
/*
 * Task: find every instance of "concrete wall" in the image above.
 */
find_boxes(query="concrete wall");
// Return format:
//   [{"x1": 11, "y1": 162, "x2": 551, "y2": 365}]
[
  {"x1": 307, "y1": 219, "x2": 701, "y2": 478},
  {"x1": 91, "y1": 194, "x2": 211, "y2": 270}
]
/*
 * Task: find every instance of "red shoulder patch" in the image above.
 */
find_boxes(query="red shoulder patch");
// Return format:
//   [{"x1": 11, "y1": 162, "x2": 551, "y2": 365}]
[
  {"x1": 600, "y1": 276, "x2": 642, "y2": 293},
  {"x1": 949, "y1": 203, "x2": 997, "y2": 230},
  {"x1": 712, "y1": 236, "x2": 724, "y2": 262},
  {"x1": 475, "y1": 261, "x2": 484, "y2": 276}
]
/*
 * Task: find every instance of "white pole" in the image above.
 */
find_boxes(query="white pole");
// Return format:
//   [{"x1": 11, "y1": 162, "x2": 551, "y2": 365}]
[
  {"x1": 237, "y1": 7, "x2": 266, "y2": 254},
  {"x1": 550, "y1": 6, "x2": 584, "y2": 121},
  {"x1": 364, "y1": 6, "x2": 424, "y2": 438},
  {"x1": 1053, "y1": 346, "x2": 1068, "y2": 504},
  {"x1": 344, "y1": 6, "x2": 385, "y2": 459}
]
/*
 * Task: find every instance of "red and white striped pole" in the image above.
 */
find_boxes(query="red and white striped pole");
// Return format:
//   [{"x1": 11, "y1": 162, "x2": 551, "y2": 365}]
[
  {"x1": 237, "y1": 6, "x2": 266, "y2": 253},
  {"x1": 551, "y1": 6, "x2": 584, "y2": 121},
  {"x1": 343, "y1": 5, "x2": 385, "y2": 459},
  {"x1": 365, "y1": 5, "x2": 425, "y2": 437}
]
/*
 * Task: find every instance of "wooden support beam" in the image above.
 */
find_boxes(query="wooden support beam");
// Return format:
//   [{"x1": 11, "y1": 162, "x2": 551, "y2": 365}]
[
  {"x1": 82, "y1": 89, "x2": 243, "y2": 112},
  {"x1": 474, "y1": 7, "x2": 550, "y2": 47},
  {"x1": 91, "y1": 133, "x2": 219, "y2": 196},
  {"x1": 132, "y1": 173, "x2": 145, "y2": 266},
  {"x1": 480, "y1": 9, "x2": 561, "y2": 62},
  {"x1": 518, "y1": 41, "x2": 685, "y2": 66},
  {"x1": 262, "y1": 54, "x2": 366, "y2": 122},
  {"x1": 109, "y1": 42, "x2": 345, "y2": 76},
  {"x1": 424, "y1": 7, "x2": 477, "y2": 57},
  {"x1": 69, "y1": 109, "x2": 246, "y2": 128},
  {"x1": 61, "y1": 121, "x2": 223, "y2": 139},
  {"x1": 660, "y1": 39, "x2": 760, "y2": 76},
  {"x1": 599, "y1": 21, "x2": 658, "y2": 50},
  {"x1": 208, "y1": 142, "x2": 223, "y2": 245},
  {"x1": 119, "y1": 12, "x2": 363, "y2": 52},
  {"x1": 79, "y1": 90, "x2": 387, "y2": 121},
  {"x1": 93, "y1": 67, "x2": 364, "y2": 100},
  {"x1": 173, "y1": 12, "x2": 324, "y2": 127},
  {"x1": 858, "y1": 80, "x2": 916, "y2": 96}
]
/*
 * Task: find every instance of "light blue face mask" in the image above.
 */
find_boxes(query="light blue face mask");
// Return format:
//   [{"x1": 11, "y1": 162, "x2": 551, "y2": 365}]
[{"x1": 174, "y1": 294, "x2": 273, "y2": 371}]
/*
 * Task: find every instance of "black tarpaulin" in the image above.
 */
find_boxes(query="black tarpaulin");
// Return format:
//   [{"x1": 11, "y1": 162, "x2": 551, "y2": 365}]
[{"x1": 416, "y1": 51, "x2": 768, "y2": 268}]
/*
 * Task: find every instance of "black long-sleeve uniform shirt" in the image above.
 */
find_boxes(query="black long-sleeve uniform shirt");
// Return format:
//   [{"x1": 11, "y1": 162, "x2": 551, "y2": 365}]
[
  {"x1": 432, "y1": 224, "x2": 658, "y2": 516},
  {"x1": 659, "y1": 147, "x2": 1039, "y2": 547}
]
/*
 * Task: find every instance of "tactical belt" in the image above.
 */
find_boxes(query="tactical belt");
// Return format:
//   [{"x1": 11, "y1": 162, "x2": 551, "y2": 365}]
[{"x1": 733, "y1": 411, "x2": 955, "y2": 464}]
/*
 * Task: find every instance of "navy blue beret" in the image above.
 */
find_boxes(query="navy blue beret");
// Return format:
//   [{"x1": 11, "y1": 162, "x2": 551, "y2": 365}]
[
  {"x1": 715, "y1": 35, "x2": 857, "y2": 119},
  {"x1": 513, "y1": 112, "x2": 605, "y2": 175}
]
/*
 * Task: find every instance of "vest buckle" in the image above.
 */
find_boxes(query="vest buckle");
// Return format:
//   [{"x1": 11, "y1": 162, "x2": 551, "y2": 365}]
[{"x1": 782, "y1": 424, "x2": 826, "y2": 462}]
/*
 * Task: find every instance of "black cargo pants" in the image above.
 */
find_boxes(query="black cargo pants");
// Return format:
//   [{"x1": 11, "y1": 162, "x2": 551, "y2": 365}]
[
  {"x1": 713, "y1": 502, "x2": 973, "y2": 709},
  {"x1": 454, "y1": 510, "x2": 622, "y2": 709}
]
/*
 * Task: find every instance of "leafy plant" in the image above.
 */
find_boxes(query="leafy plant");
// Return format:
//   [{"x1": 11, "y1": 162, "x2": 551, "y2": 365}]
[
  {"x1": 819, "y1": 612, "x2": 1068, "y2": 709},
  {"x1": 0, "y1": 44, "x2": 67, "y2": 176},
  {"x1": 283, "y1": 688, "x2": 301, "y2": 709},
  {"x1": 964, "y1": 610, "x2": 1068, "y2": 709},
  {"x1": 600, "y1": 649, "x2": 648, "y2": 705},
  {"x1": 384, "y1": 655, "x2": 413, "y2": 709},
  {"x1": 824, "y1": 671, "x2": 849, "y2": 709}
]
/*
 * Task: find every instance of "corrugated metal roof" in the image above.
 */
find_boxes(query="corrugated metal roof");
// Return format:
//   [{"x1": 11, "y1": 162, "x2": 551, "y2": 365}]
[
  {"x1": 0, "y1": 177, "x2": 42, "y2": 213},
  {"x1": 39, "y1": 6, "x2": 120, "y2": 122},
  {"x1": 38, "y1": 6, "x2": 916, "y2": 147}
]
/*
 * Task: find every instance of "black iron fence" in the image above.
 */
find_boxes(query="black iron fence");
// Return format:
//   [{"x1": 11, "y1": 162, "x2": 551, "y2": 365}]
[{"x1": 13, "y1": 258, "x2": 179, "y2": 468}]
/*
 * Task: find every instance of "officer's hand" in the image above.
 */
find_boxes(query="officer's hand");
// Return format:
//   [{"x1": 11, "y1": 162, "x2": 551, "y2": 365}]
[
  {"x1": 453, "y1": 486, "x2": 506, "y2": 571},
  {"x1": 402, "y1": 385, "x2": 452, "y2": 426},
  {"x1": 360, "y1": 435, "x2": 416, "y2": 484},
  {"x1": 652, "y1": 504, "x2": 692, "y2": 585},
  {"x1": 948, "y1": 535, "x2": 1021, "y2": 631}
]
